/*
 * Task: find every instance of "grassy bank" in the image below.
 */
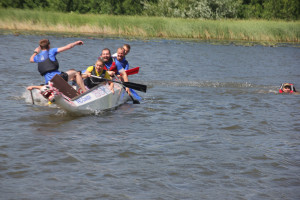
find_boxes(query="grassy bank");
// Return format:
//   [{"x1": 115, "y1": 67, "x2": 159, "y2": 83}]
[{"x1": 0, "y1": 8, "x2": 299, "y2": 44}]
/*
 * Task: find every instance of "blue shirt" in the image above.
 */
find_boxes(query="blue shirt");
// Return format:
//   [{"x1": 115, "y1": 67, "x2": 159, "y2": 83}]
[
  {"x1": 34, "y1": 48, "x2": 58, "y2": 63},
  {"x1": 34, "y1": 48, "x2": 61, "y2": 84},
  {"x1": 115, "y1": 58, "x2": 129, "y2": 72}
]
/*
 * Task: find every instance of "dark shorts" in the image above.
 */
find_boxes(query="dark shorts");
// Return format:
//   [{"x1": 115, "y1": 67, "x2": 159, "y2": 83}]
[{"x1": 59, "y1": 71, "x2": 69, "y2": 82}]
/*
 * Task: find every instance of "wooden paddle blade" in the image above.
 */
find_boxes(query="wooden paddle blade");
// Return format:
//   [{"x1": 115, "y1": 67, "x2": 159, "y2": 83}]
[
  {"x1": 123, "y1": 81, "x2": 147, "y2": 93},
  {"x1": 51, "y1": 74, "x2": 79, "y2": 98}
]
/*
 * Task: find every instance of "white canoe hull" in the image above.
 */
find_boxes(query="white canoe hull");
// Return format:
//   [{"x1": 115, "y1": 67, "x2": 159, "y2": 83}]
[
  {"x1": 55, "y1": 83, "x2": 129, "y2": 115},
  {"x1": 56, "y1": 83, "x2": 129, "y2": 115},
  {"x1": 32, "y1": 81, "x2": 130, "y2": 115}
]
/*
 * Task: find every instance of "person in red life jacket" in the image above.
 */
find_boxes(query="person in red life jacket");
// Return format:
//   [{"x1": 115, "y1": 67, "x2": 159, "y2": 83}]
[
  {"x1": 29, "y1": 39, "x2": 87, "y2": 93},
  {"x1": 99, "y1": 48, "x2": 117, "y2": 77},
  {"x1": 279, "y1": 83, "x2": 298, "y2": 94},
  {"x1": 82, "y1": 58, "x2": 114, "y2": 93}
]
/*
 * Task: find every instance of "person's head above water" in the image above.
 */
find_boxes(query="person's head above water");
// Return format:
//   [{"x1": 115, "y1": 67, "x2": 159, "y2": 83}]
[{"x1": 279, "y1": 83, "x2": 297, "y2": 94}]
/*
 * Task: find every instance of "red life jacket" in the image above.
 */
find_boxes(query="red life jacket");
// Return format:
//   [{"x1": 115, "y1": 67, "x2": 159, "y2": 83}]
[{"x1": 279, "y1": 83, "x2": 295, "y2": 93}]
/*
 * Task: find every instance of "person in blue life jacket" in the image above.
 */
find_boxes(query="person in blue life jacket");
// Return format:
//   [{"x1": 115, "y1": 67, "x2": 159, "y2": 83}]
[
  {"x1": 112, "y1": 44, "x2": 131, "y2": 61},
  {"x1": 82, "y1": 58, "x2": 114, "y2": 93},
  {"x1": 29, "y1": 39, "x2": 87, "y2": 93},
  {"x1": 115, "y1": 47, "x2": 130, "y2": 71},
  {"x1": 114, "y1": 46, "x2": 142, "y2": 101}
]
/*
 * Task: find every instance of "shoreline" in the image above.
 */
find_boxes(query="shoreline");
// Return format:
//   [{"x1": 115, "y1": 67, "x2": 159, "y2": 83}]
[{"x1": 1, "y1": 28, "x2": 299, "y2": 48}]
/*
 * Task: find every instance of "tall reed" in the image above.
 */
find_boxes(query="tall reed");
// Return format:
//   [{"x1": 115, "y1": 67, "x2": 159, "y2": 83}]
[{"x1": 0, "y1": 8, "x2": 299, "y2": 43}]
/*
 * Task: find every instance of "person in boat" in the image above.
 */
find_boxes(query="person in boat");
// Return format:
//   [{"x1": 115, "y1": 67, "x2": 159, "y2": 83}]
[
  {"x1": 112, "y1": 44, "x2": 131, "y2": 61},
  {"x1": 279, "y1": 83, "x2": 298, "y2": 94},
  {"x1": 114, "y1": 47, "x2": 130, "y2": 74},
  {"x1": 115, "y1": 47, "x2": 130, "y2": 71},
  {"x1": 82, "y1": 58, "x2": 114, "y2": 93},
  {"x1": 100, "y1": 47, "x2": 130, "y2": 94},
  {"x1": 100, "y1": 48, "x2": 116, "y2": 75},
  {"x1": 27, "y1": 85, "x2": 53, "y2": 100},
  {"x1": 30, "y1": 39, "x2": 87, "y2": 93},
  {"x1": 114, "y1": 46, "x2": 143, "y2": 100}
]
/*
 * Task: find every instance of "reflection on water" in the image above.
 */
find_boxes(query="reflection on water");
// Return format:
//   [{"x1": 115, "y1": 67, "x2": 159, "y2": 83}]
[{"x1": 0, "y1": 34, "x2": 299, "y2": 200}]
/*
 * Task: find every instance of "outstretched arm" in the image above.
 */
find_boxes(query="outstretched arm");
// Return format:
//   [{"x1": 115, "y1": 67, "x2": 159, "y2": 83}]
[
  {"x1": 27, "y1": 85, "x2": 43, "y2": 90},
  {"x1": 57, "y1": 41, "x2": 84, "y2": 53}
]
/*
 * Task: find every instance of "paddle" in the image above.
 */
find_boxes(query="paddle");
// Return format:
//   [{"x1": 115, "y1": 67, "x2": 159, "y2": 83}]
[
  {"x1": 90, "y1": 75, "x2": 147, "y2": 92},
  {"x1": 128, "y1": 92, "x2": 140, "y2": 104},
  {"x1": 109, "y1": 66, "x2": 140, "y2": 76},
  {"x1": 30, "y1": 90, "x2": 35, "y2": 105},
  {"x1": 129, "y1": 88, "x2": 142, "y2": 101},
  {"x1": 124, "y1": 67, "x2": 139, "y2": 76},
  {"x1": 113, "y1": 74, "x2": 140, "y2": 104}
]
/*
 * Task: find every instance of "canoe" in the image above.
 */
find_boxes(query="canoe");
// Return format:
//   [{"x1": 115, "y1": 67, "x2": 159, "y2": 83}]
[
  {"x1": 40, "y1": 74, "x2": 130, "y2": 115},
  {"x1": 28, "y1": 67, "x2": 146, "y2": 115}
]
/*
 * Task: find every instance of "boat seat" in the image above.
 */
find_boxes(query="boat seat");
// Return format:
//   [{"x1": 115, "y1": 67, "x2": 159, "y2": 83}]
[{"x1": 50, "y1": 74, "x2": 78, "y2": 99}]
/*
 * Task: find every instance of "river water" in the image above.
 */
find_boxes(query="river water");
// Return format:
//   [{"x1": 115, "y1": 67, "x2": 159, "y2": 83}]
[{"x1": 0, "y1": 34, "x2": 299, "y2": 200}]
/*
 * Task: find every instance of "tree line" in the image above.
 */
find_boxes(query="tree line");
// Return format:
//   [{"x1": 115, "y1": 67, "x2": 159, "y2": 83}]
[{"x1": 1, "y1": 0, "x2": 299, "y2": 20}]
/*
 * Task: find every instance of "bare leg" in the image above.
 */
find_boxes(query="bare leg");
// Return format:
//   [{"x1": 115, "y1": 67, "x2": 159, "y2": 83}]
[{"x1": 66, "y1": 70, "x2": 87, "y2": 93}]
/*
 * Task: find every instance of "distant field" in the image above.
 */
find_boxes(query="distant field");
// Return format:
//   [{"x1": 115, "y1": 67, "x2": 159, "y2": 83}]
[{"x1": 0, "y1": 8, "x2": 299, "y2": 44}]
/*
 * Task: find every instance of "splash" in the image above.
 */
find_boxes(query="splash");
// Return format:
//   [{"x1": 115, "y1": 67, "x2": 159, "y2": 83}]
[{"x1": 22, "y1": 88, "x2": 53, "y2": 107}]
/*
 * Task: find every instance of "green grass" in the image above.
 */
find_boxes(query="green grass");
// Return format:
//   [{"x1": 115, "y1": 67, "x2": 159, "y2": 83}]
[{"x1": 0, "y1": 8, "x2": 299, "y2": 44}]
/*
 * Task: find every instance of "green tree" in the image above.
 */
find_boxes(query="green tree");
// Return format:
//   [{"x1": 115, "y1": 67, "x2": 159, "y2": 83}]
[
  {"x1": 0, "y1": 0, "x2": 49, "y2": 9},
  {"x1": 122, "y1": 0, "x2": 143, "y2": 15},
  {"x1": 208, "y1": 0, "x2": 242, "y2": 19},
  {"x1": 143, "y1": 0, "x2": 212, "y2": 18},
  {"x1": 263, "y1": 0, "x2": 300, "y2": 20},
  {"x1": 0, "y1": 0, "x2": 25, "y2": 8},
  {"x1": 240, "y1": 0, "x2": 264, "y2": 19}
]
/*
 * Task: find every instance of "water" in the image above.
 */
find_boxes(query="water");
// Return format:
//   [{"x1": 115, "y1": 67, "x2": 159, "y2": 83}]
[{"x1": 0, "y1": 34, "x2": 300, "y2": 200}]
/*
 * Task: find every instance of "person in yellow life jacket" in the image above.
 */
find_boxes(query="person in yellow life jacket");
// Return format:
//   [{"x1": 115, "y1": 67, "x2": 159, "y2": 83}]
[
  {"x1": 82, "y1": 58, "x2": 114, "y2": 93},
  {"x1": 279, "y1": 83, "x2": 298, "y2": 94}
]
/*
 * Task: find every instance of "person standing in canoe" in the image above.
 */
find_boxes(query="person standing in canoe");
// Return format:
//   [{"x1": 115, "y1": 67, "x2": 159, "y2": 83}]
[
  {"x1": 30, "y1": 39, "x2": 87, "y2": 93},
  {"x1": 82, "y1": 58, "x2": 114, "y2": 93}
]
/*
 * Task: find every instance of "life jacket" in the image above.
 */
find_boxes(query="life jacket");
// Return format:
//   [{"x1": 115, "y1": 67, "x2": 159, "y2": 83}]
[
  {"x1": 279, "y1": 83, "x2": 296, "y2": 93},
  {"x1": 38, "y1": 57, "x2": 59, "y2": 76},
  {"x1": 84, "y1": 66, "x2": 107, "y2": 89},
  {"x1": 103, "y1": 58, "x2": 116, "y2": 71}
]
